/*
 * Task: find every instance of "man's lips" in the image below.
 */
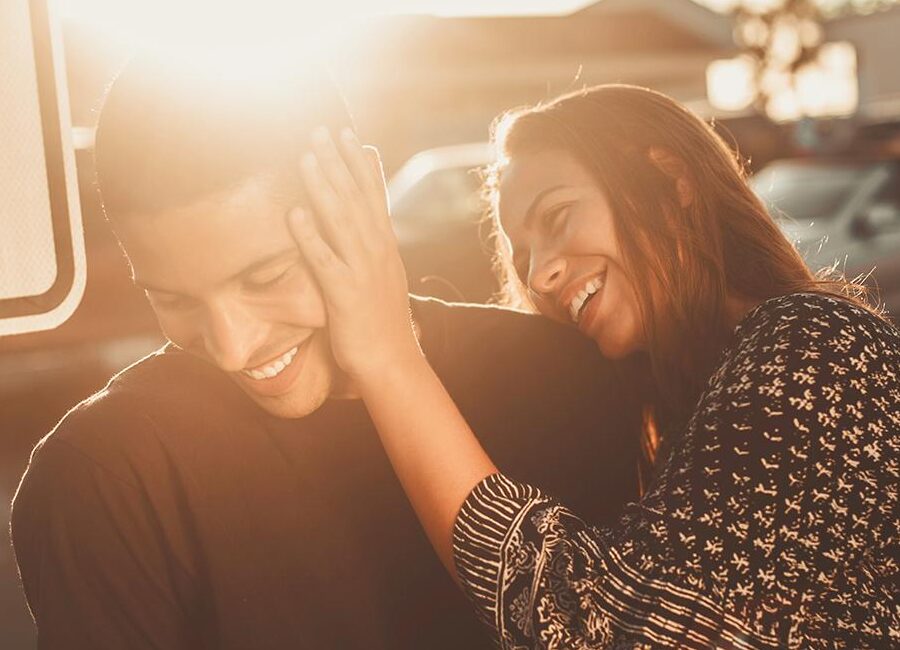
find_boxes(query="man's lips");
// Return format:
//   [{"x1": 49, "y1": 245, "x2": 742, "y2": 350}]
[
  {"x1": 234, "y1": 337, "x2": 314, "y2": 397},
  {"x1": 241, "y1": 345, "x2": 300, "y2": 380}
]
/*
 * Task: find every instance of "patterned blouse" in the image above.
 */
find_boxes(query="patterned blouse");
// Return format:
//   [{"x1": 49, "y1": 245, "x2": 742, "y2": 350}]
[{"x1": 452, "y1": 293, "x2": 899, "y2": 649}]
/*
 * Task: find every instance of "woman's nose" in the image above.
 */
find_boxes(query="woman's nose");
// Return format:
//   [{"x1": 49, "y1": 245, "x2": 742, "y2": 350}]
[{"x1": 528, "y1": 254, "x2": 566, "y2": 297}]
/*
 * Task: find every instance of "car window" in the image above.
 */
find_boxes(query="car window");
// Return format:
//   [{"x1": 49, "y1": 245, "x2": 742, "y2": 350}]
[
  {"x1": 871, "y1": 163, "x2": 900, "y2": 209},
  {"x1": 750, "y1": 162, "x2": 872, "y2": 224},
  {"x1": 863, "y1": 163, "x2": 900, "y2": 231},
  {"x1": 391, "y1": 166, "x2": 484, "y2": 226}
]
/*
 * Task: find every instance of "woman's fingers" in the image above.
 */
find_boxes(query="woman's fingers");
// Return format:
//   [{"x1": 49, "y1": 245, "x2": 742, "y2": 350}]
[
  {"x1": 311, "y1": 127, "x2": 362, "y2": 204},
  {"x1": 300, "y1": 127, "x2": 399, "y2": 262},
  {"x1": 337, "y1": 129, "x2": 388, "y2": 211},
  {"x1": 360, "y1": 145, "x2": 395, "y2": 234},
  {"x1": 286, "y1": 207, "x2": 348, "y2": 306},
  {"x1": 319, "y1": 128, "x2": 388, "y2": 241},
  {"x1": 299, "y1": 149, "x2": 362, "y2": 260}
]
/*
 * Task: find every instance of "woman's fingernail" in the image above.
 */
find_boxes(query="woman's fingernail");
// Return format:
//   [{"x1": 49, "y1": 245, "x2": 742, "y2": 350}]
[
  {"x1": 302, "y1": 153, "x2": 317, "y2": 169},
  {"x1": 339, "y1": 127, "x2": 355, "y2": 142}
]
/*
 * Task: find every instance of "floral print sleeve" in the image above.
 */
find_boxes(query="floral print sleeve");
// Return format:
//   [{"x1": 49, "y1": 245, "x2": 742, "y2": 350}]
[{"x1": 452, "y1": 293, "x2": 899, "y2": 649}]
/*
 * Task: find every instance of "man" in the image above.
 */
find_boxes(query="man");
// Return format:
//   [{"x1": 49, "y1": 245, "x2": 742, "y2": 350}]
[{"x1": 11, "y1": 52, "x2": 641, "y2": 649}]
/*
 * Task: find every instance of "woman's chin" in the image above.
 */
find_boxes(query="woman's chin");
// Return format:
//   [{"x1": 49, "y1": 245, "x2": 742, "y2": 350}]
[
  {"x1": 594, "y1": 338, "x2": 630, "y2": 359},
  {"x1": 589, "y1": 325, "x2": 642, "y2": 359}
]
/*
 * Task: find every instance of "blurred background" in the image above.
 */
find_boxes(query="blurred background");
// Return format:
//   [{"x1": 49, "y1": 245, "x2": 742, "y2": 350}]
[{"x1": 2, "y1": 0, "x2": 899, "y2": 645}]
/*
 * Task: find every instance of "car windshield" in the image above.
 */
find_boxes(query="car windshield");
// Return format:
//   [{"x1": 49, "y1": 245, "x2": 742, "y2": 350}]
[
  {"x1": 750, "y1": 162, "x2": 873, "y2": 224},
  {"x1": 391, "y1": 166, "x2": 484, "y2": 225}
]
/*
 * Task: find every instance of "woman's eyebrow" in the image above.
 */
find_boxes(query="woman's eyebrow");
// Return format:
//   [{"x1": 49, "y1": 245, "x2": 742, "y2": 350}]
[{"x1": 523, "y1": 185, "x2": 569, "y2": 231}]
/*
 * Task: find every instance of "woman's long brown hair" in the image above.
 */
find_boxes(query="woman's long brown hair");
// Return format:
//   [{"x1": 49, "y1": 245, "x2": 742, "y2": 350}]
[{"x1": 486, "y1": 84, "x2": 883, "y2": 474}]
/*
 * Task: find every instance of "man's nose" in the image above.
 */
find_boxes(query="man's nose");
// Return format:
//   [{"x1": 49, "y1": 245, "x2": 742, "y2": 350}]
[
  {"x1": 528, "y1": 252, "x2": 566, "y2": 297},
  {"x1": 202, "y1": 301, "x2": 266, "y2": 373}
]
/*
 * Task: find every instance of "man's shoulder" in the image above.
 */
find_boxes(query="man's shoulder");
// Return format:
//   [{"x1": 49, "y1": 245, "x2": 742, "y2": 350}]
[
  {"x1": 59, "y1": 344, "x2": 215, "y2": 419},
  {"x1": 411, "y1": 296, "x2": 634, "y2": 416},
  {"x1": 412, "y1": 295, "x2": 599, "y2": 361},
  {"x1": 106, "y1": 342, "x2": 228, "y2": 397},
  {"x1": 412, "y1": 294, "x2": 568, "y2": 330},
  {"x1": 26, "y1": 345, "x2": 241, "y2": 480}
]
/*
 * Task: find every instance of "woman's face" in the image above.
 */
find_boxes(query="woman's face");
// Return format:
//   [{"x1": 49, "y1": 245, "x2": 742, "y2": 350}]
[{"x1": 497, "y1": 148, "x2": 644, "y2": 358}]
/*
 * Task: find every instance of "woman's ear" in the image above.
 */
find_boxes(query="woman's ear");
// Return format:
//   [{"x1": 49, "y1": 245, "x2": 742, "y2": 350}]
[{"x1": 648, "y1": 147, "x2": 693, "y2": 208}]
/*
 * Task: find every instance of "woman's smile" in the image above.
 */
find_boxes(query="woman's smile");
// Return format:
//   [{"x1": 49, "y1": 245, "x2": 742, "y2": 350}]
[
  {"x1": 497, "y1": 149, "x2": 644, "y2": 358},
  {"x1": 563, "y1": 271, "x2": 605, "y2": 324},
  {"x1": 573, "y1": 270, "x2": 607, "y2": 333}
]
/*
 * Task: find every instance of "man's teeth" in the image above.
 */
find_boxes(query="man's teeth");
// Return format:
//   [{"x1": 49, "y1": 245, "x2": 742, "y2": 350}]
[
  {"x1": 569, "y1": 276, "x2": 605, "y2": 323},
  {"x1": 242, "y1": 346, "x2": 299, "y2": 381}
]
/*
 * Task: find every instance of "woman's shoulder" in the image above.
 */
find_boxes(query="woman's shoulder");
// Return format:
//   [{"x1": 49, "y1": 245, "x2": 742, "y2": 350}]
[
  {"x1": 703, "y1": 291, "x2": 899, "y2": 404},
  {"x1": 734, "y1": 291, "x2": 898, "y2": 355}
]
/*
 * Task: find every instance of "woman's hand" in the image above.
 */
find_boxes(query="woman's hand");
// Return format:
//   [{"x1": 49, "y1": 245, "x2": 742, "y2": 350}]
[
  {"x1": 289, "y1": 127, "x2": 422, "y2": 384},
  {"x1": 292, "y1": 131, "x2": 496, "y2": 576}
]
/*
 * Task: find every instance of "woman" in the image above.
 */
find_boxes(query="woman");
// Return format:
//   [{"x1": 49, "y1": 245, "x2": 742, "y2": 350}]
[{"x1": 290, "y1": 85, "x2": 898, "y2": 648}]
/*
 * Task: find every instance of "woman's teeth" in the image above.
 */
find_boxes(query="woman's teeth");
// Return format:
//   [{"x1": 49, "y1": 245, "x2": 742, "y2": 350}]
[
  {"x1": 568, "y1": 275, "x2": 605, "y2": 323},
  {"x1": 242, "y1": 346, "x2": 299, "y2": 381}
]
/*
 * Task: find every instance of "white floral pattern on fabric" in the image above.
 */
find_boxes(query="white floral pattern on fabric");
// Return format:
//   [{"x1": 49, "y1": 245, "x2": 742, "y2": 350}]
[{"x1": 453, "y1": 293, "x2": 899, "y2": 649}]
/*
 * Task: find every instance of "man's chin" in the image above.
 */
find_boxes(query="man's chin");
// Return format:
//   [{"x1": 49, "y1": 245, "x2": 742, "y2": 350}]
[
  {"x1": 246, "y1": 388, "x2": 331, "y2": 419},
  {"x1": 229, "y1": 331, "x2": 339, "y2": 419}
]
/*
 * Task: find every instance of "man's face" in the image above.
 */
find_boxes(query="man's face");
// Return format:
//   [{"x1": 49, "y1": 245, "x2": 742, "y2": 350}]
[{"x1": 115, "y1": 173, "x2": 341, "y2": 418}]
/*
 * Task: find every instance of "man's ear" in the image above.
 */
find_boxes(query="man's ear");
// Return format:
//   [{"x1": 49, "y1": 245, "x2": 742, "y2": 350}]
[{"x1": 648, "y1": 146, "x2": 693, "y2": 208}]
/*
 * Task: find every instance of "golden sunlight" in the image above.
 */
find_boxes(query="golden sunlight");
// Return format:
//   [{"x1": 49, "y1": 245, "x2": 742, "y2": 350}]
[{"x1": 56, "y1": 0, "x2": 597, "y2": 79}]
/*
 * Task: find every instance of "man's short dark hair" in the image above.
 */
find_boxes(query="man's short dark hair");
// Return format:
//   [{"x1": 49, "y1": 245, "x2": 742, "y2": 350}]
[{"x1": 94, "y1": 51, "x2": 353, "y2": 220}]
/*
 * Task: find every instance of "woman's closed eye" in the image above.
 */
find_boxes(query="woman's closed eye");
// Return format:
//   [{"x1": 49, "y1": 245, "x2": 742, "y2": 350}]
[{"x1": 542, "y1": 203, "x2": 570, "y2": 234}]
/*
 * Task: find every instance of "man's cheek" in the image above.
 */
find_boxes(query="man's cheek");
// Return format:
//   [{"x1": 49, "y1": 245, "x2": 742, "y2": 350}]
[
  {"x1": 280, "y1": 280, "x2": 328, "y2": 327},
  {"x1": 154, "y1": 313, "x2": 199, "y2": 353}
]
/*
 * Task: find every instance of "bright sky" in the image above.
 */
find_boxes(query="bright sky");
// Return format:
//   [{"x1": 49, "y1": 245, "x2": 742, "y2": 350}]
[
  {"x1": 57, "y1": 0, "x2": 739, "y2": 26},
  {"x1": 58, "y1": 0, "x2": 599, "y2": 23},
  {"x1": 57, "y1": 0, "x2": 741, "y2": 60},
  {"x1": 54, "y1": 0, "x2": 615, "y2": 64}
]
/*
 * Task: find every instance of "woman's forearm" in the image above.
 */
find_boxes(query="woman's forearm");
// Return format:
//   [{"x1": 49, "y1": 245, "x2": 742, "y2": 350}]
[{"x1": 356, "y1": 355, "x2": 497, "y2": 576}]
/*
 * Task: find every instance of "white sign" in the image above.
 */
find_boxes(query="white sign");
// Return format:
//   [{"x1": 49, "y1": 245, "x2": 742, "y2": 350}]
[{"x1": 0, "y1": 0, "x2": 86, "y2": 336}]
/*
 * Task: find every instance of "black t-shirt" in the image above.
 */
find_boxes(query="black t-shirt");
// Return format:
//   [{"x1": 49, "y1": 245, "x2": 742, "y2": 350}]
[{"x1": 11, "y1": 298, "x2": 642, "y2": 650}]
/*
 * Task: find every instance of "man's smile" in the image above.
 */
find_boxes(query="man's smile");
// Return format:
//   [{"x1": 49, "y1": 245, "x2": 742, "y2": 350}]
[
  {"x1": 233, "y1": 336, "x2": 318, "y2": 398},
  {"x1": 241, "y1": 345, "x2": 300, "y2": 380}
]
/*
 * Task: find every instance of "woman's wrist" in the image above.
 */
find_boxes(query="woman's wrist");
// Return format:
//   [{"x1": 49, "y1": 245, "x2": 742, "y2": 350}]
[{"x1": 353, "y1": 343, "x2": 429, "y2": 394}]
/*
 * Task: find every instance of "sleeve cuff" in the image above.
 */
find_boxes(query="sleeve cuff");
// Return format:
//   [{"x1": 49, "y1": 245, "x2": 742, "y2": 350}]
[{"x1": 451, "y1": 473, "x2": 548, "y2": 635}]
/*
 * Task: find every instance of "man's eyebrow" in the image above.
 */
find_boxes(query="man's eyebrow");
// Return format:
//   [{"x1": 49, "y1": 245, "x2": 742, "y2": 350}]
[
  {"x1": 134, "y1": 248, "x2": 298, "y2": 295},
  {"x1": 522, "y1": 185, "x2": 570, "y2": 231}
]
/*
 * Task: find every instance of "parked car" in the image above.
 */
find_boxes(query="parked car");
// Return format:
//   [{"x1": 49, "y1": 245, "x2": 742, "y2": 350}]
[
  {"x1": 750, "y1": 156, "x2": 900, "y2": 316},
  {"x1": 389, "y1": 144, "x2": 900, "y2": 317},
  {"x1": 389, "y1": 143, "x2": 499, "y2": 303}
]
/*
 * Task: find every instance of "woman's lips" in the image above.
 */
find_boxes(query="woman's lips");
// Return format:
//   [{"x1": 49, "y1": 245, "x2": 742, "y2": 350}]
[
  {"x1": 234, "y1": 337, "x2": 312, "y2": 398},
  {"x1": 577, "y1": 276, "x2": 607, "y2": 336}
]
